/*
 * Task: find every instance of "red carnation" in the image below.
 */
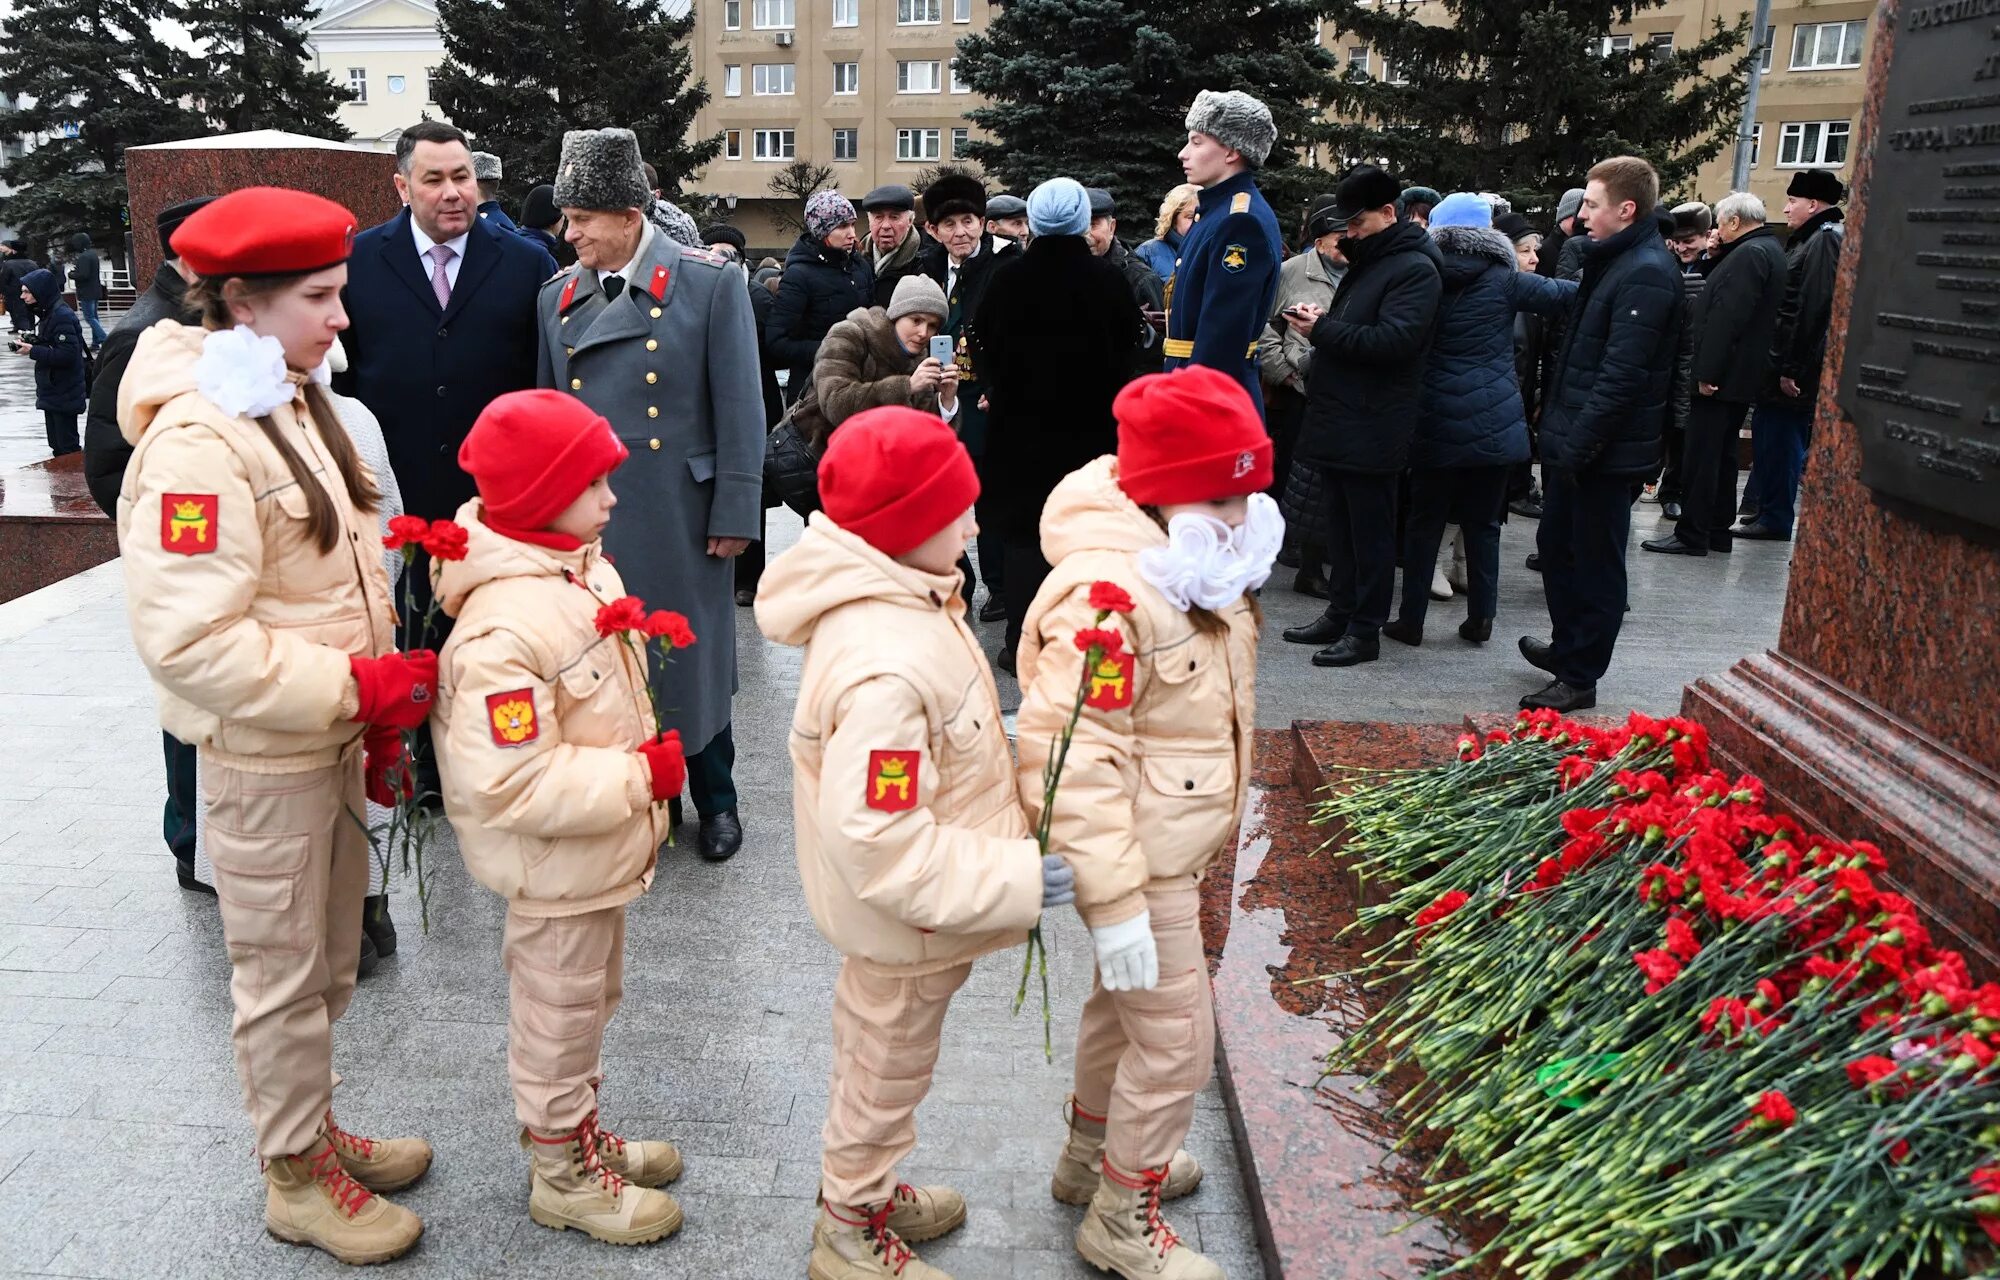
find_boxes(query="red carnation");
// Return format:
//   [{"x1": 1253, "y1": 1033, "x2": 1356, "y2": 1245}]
[
  {"x1": 594, "y1": 596, "x2": 648, "y2": 636},
  {"x1": 384, "y1": 514, "x2": 431, "y2": 550},
  {"x1": 1845, "y1": 1055, "x2": 1897, "y2": 1091},
  {"x1": 1073, "y1": 627, "x2": 1127, "y2": 658},
  {"x1": 1742, "y1": 1090, "x2": 1796, "y2": 1131},
  {"x1": 643, "y1": 610, "x2": 696, "y2": 648},
  {"x1": 1088, "y1": 581, "x2": 1136, "y2": 615},
  {"x1": 1635, "y1": 949, "x2": 1682, "y2": 994},
  {"x1": 1665, "y1": 916, "x2": 1702, "y2": 962},
  {"x1": 420, "y1": 519, "x2": 470, "y2": 561},
  {"x1": 1411, "y1": 890, "x2": 1470, "y2": 942}
]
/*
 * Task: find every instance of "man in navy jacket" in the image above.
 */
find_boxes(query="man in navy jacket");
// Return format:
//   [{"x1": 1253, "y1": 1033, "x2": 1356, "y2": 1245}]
[{"x1": 338, "y1": 120, "x2": 557, "y2": 535}]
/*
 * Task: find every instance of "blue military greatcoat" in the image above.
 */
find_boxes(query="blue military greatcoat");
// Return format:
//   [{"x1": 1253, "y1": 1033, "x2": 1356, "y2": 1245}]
[{"x1": 1162, "y1": 170, "x2": 1283, "y2": 411}]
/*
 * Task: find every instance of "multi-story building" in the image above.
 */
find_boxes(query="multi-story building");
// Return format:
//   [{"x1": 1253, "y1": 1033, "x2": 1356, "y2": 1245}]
[
  {"x1": 1327, "y1": 0, "x2": 1871, "y2": 215},
  {"x1": 682, "y1": 0, "x2": 995, "y2": 250},
  {"x1": 303, "y1": 0, "x2": 448, "y2": 152}
]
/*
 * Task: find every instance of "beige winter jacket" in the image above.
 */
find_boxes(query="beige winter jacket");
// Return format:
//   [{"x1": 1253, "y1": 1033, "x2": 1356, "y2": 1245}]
[
  {"x1": 116, "y1": 321, "x2": 394, "y2": 774},
  {"x1": 432, "y1": 502, "x2": 667, "y2": 918},
  {"x1": 1256, "y1": 249, "x2": 1343, "y2": 396},
  {"x1": 1015, "y1": 456, "x2": 1259, "y2": 929},
  {"x1": 756, "y1": 514, "x2": 1044, "y2": 976}
]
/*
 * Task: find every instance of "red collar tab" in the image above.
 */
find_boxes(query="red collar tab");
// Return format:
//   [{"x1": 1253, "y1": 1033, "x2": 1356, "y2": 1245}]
[
  {"x1": 558, "y1": 273, "x2": 580, "y2": 311},
  {"x1": 648, "y1": 265, "x2": 670, "y2": 302}
]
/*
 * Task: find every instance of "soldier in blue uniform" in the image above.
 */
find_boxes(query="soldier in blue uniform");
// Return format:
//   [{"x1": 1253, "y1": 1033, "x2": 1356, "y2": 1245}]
[{"x1": 1164, "y1": 89, "x2": 1284, "y2": 412}]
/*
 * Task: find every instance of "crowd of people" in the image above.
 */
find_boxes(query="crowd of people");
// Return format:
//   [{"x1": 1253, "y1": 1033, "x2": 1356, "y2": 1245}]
[{"x1": 62, "y1": 80, "x2": 1847, "y2": 1280}]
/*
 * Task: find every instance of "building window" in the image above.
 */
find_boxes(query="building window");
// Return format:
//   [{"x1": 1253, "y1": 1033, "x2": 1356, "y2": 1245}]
[
  {"x1": 834, "y1": 61, "x2": 859, "y2": 93},
  {"x1": 724, "y1": 0, "x2": 739, "y2": 29},
  {"x1": 725, "y1": 129, "x2": 743, "y2": 160},
  {"x1": 833, "y1": 127, "x2": 859, "y2": 161},
  {"x1": 1647, "y1": 32, "x2": 1673, "y2": 64},
  {"x1": 951, "y1": 127, "x2": 969, "y2": 157},
  {"x1": 953, "y1": 0, "x2": 971, "y2": 20},
  {"x1": 897, "y1": 59, "x2": 941, "y2": 93},
  {"x1": 724, "y1": 64, "x2": 741, "y2": 96},
  {"x1": 950, "y1": 57, "x2": 970, "y2": 93},
  {"x1": 1593, "y1": 34, "x2": 1632, "y2": 56},
  {"x1": 896, "y1": 127, "x2": 942, "y2": 161},
  {"x1": 1347, "y1": 45, "x2": 1369, "y2": 77},
  {"x1": 1778, "y1": 120, "x2": 1850, "y2": 167},
  {"x1": 1750, "y1": 122, "x2": 1762, "y2": 167},
  {"x1": 898, "y1": 0, "x2": 941, "y2": 23},
  {"x1": 387, "y1": 73, "x2": 406, "y2": 94},
  {"x1": 347, "y1": 67, "x2": 367, "y2": 102},
  {"x1": 1382, "y1": 59, "x2": 1409, "y2": 84},
  {"x1": 1757, "y1": 25, "x2": 1774, "y2": 73},
  {"x1": 752, "y1": 0, "x2": 793, "y2": 30},
  {"x1": 1791, "y1": 20, "x2": 1865, "y2": 70},
  {"x1": 753, "y1": 63, "x2": 795, "y2": 94},
  {"x1": 834, "y1": 0, "x2": 859, "y2": 25},
  {"x1": 754, "y1": 128, "x2": 796, "y2": 160},
  {"x1": 424, "y1": 66, "x2": 437, "y2": 102}
]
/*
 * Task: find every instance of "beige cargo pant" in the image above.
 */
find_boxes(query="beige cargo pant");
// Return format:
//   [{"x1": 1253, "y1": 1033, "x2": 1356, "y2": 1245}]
[
  {"x1": 820, "y1": 959, "x2": 973, "y2": 1207},
  {"x1": 1072, "y1": 881, "x2": 1215, "y2": 1175},
  {"x1": 503, "y1": 903, "x2": 626, "y2": 1130},
  {"x1": 201, "y1": 749, "x2": 368, "y2": 1160}
]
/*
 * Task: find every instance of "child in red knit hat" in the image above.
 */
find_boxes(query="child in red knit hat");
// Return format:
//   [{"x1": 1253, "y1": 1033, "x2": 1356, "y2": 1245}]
[
  {"x1": 1014, "y1": 365, "x2": 1279, "y2": 1280},
  {"x1": 755, "y1": 405, "x2": 1073, "y2": 1280},
  {"x1": 430, "y1": 388, "x2": 689, "y2": 1247}
]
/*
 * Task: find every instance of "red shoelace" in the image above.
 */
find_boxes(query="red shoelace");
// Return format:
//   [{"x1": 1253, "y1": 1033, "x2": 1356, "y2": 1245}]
[
  {"x1": 306, "y1": 1143, "x2": 376, "y2": 1218},
  {"x1": 323, "y1": 1112, "x2": 376, "y2": 1161},
  {"x1": 1103, "y1": 1160, "x2": 1181, "y2": 1257},
  {"x1": 826, "y1": 1200, "x2": 915, "y2": 1275}
]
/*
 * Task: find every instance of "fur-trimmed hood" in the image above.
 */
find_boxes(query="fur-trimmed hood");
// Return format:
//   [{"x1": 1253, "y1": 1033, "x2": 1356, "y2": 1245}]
[{"x1": 1432, "y1": 224, "x2": 1516, "y2": 286}]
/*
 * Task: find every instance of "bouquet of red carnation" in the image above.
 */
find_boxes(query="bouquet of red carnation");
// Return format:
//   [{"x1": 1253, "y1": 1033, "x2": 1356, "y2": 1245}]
[{"x1": 593, "y1": 595, "x2": 697, "y2": 839}]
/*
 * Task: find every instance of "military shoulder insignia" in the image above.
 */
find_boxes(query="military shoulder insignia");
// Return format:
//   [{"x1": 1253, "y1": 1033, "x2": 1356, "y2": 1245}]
[
  {"x1": 648, "y1": 264, "x2": 671, "y2": 301},
  {"x1": 487, "y1": 689, "x2": 539, "y2": 747},
  {"x1": 1222, "y1": 244, "x2": 1248, "y2": 273},
  {"x1": 1084, "y1": 650, "x2": 1136, "y2": 712},
  {"x1": 678, "y1": 246, "x2": 731, "y2": 267},
  {"x1": 865, "y1": 749, "x2": 920, "y2": 813},
  {"x1": 160, "y1": 493, "x2": 218, "y2": 555},
  {"x1": 558, "y1": 273, "x2": 580, "y2": 311},
  {"x1": 1231, "y1": 192, "x2": 1251, "y2": 215}
]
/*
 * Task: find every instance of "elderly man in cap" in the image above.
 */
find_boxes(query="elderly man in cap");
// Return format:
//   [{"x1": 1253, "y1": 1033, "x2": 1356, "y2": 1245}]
[
  {"x1": 1086, "y1": 187, "x2": 1166, "y2": 374},
  {"x1": 1166, "y1": 89, "x2": 1284, "y2": 410},
  {"x1": 80, "y1": 193, "x2": 216, "y2": 894},
  {"x1": 985, "y1": 194, "x2": 1029, "y2": 245},
  {"x1": 1539, "y1": 186, "x2": 1588, "y2": 280},
  {"x1": 539, "y1": 127, "x2": 766, "y2": 862},
  {"x1": 473, "y1": 151, "x2": 518, "y2": 230},
  {"x1": 1737, "y1": 168, "x2": 1846, "y2": 542},
  {"x1": 862, "y1": 183, "x2": 928, "y2": 307}
]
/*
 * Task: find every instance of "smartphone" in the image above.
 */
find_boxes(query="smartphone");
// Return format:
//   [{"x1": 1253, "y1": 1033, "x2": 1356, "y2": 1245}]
[{"x1": 930, "y1": 335, "x2": 956, "y2": 366}]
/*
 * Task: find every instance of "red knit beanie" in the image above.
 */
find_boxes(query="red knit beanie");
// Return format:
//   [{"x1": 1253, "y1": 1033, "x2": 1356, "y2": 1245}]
[
  {"x1": 459, "y1": 390, "x2": 629, "y2": 529},
  {"x1": 819, "y1": 406, "x2": 979, "y2": 557},
  {"x1": 1114, "y1": 366, "x2": 1272, "y2": 506}
]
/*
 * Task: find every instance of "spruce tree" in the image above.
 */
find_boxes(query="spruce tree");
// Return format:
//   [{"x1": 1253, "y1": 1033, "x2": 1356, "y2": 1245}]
[
  {"x1": 432, "y1": 0, "x2": 720, "y2": 202},
  {"x1": 0, "y1": 0, "x2": 209, "y2": 251},
  {"x1": 1322, "y1": 0, "x2": 1750, "y2": 211},
  {"x1": 180, "y1": 0, "x2": 355, "y2": 138},
  {"x1": 956, "y1": 0, "x2": 1341, "y2": 235}
]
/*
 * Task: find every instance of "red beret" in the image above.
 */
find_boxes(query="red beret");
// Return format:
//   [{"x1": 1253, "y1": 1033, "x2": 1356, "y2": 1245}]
[
  {"x1": 460, "y1": 390, "x2": 629, "y2": 531},
  {"x1": 820, "y1": 407, "x2": 979, "y2": 557},
  {"x1": 169, "y1": 187, "x2": 359, "y2": 278},
  {"x1": 1114, "y1": 366, "x2": 1272, "y2": 506}
]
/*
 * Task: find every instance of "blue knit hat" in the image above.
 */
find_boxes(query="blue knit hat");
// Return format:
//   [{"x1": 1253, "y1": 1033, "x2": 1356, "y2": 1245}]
[
  {"x1": 1428, "y1": 192, "x2": 1493, "y2": 231},
  {"x1": 1027, "y1": 178, "x2": 1091, "y2": 237}
]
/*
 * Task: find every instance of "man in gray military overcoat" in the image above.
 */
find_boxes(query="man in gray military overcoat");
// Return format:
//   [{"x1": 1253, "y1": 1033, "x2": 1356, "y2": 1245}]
[{"x1": 538, "y1": 127, "x2": 766, "y2": 861}]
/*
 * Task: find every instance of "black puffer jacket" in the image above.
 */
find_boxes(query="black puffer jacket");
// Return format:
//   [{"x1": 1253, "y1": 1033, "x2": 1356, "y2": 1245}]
[
  {"x1": 1766, "y1": 207, "x2": 1845, "y2": 401},
  {"x1": 1414, "y1": 225, "x2": 1573, "y2": 471},
  {"x1": 1296, "y1": 218, "x2": 1444, "y2": 474},
  {"x1": 767, "y1": 235, "x2": 875, "y2": 393},
  {"x1": 1539, "y1": 216, "x2": 1682, "y2": 479}
]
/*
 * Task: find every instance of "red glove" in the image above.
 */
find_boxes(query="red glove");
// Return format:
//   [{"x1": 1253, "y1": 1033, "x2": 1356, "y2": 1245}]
[
  {"x1": 363, "y1": 726, "x2": 408, "y2": 807},
  {"x1": 350, "y1": 650, "x2": 438, "y2": 731},
  {"x1": 637, "y1": 730, "x2": 686, "y2": 802}
]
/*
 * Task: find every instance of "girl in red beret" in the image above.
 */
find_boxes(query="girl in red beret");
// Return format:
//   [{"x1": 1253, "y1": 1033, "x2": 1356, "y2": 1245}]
[
  {"x1": 755, "y1": 406, "x2": 1063, "y2": 1280},
  {"x1": 1013, "y1": 365, "x2": 1280, "y2": 1280},
  {"x1": 431, "y1": 388, "x2": 686, "y2": 1247},
  {"x1": 114, "y1": 187, "x2": 433, "y2": 1265}
]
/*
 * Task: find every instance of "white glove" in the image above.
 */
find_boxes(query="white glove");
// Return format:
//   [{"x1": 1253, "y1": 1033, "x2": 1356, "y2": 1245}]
[{"x1": 1090, "y1": 910, "x2": 1158, "y2": 991}]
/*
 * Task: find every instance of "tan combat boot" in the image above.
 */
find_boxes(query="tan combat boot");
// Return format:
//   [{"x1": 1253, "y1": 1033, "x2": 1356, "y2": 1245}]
[
  {"x1": 808, "y1": 1201, "x2": 955, "y2": 1280},
  {"x1": 1074, "y1": 1160, "x2": 1222, "y2": 1280},
  {"x1": 585, "y1": 1078, "x2": 683, "y2": 1187},
  {"x1": 523, "y1": 1116, "x2": 682, "y2": 1245},
  {"x1": 325, "y1": 1110, "x2": 433, "y2": 1193},
  {"x1": 882, "y1": 1181, "x2": 966, "y2": 1243},
  {"x1": 1050, "y1": 1098, "x2": 1201, "y2": 1206},
  {"x1": 264, "y1": 1134, "x2": 423, "y2": 1265}
]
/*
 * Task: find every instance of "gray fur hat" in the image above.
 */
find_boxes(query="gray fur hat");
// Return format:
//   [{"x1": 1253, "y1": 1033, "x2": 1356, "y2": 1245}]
[
  {"x1": 1184, "y1": 89, "x2": 1277, "y2": 168},
  {"x1": 472, "y1": 150, "x2": 503, "y2": 182},
  {"x1": 554, "y1": 128, "x2": 649, "y2": 211}
]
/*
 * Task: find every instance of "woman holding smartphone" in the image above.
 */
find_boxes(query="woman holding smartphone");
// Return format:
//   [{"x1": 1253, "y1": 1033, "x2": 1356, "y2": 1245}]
[{"x1": 788, "y1": 274, "x2": 961, "y2": 447}]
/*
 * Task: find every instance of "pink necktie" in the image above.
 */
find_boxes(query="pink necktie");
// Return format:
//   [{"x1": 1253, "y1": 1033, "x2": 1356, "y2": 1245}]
[{"x1": 428, "y1": 244, "x2": 454, "y2": 308}]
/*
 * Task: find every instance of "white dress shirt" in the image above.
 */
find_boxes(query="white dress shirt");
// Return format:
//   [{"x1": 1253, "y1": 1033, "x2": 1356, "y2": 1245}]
[
  {"x1": 597, "y1": 220, "x2": 657, "y2": 293},
  {"x1": 409, "y1": 218, "x2": 470, "y2": 292}
]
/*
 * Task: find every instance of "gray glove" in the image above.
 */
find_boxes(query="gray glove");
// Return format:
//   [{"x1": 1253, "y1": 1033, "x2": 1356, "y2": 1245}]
[{"x1": 1041, "y1": 854, "x2": 1076, "y2": 908}]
